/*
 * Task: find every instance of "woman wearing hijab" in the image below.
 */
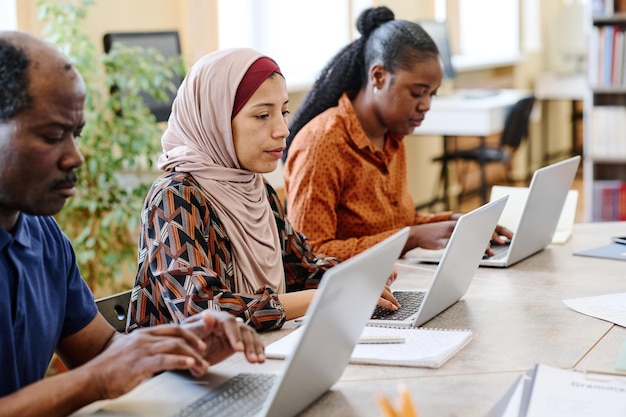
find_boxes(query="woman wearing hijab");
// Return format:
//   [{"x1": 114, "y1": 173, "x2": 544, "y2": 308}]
[{"x1": 127, "y1": 48, "x2": 400, "y2": 333}]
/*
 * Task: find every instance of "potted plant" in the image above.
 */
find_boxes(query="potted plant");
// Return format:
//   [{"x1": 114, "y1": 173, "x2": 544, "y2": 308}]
[{"x1": 37, "y1": 0, "x2": 184, "y2": 293}]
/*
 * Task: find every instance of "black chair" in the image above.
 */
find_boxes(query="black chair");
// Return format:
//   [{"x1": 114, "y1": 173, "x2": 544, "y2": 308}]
[
  {"x1": 95, "y1": 290, "x2": 132, "y2": 333},
  {"x1": 433, "y1": 95, "x2": 536, "y2": 207},
  {"x1": 103, "y1": 31, "x2": 183, "y2": 122}
]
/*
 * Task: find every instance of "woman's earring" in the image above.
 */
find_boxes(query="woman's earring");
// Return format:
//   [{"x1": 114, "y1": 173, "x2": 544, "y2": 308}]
[{"x1": 373, "y1": 86, "x2": 379, "y2": 95}]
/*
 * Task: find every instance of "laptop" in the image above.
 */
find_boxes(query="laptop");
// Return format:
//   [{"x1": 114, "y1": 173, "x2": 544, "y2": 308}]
[
  {"x1": 479, "y1": 155, "x2": 580, "y2": 267},
  {"x1": 488, "y1": 185, "x2": 579, "y2": 244},
  {"x1": 412, "y1": 155, "x2": 581, "y2": 269},
  {"x1": 73, "y1": 227, "x2": 409, "y2": 417},
  {"x1": 368, "y1": 196, "x2": 508, "y2": 329}
]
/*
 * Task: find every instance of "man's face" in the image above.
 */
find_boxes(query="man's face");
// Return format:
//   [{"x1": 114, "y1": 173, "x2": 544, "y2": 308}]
[{"x1": 0, "y1": 64, "x2": 85, "y2": 230}]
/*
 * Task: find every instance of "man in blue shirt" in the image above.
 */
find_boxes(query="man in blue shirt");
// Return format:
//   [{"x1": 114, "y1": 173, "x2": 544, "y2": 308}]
[{"x1": 0, "y1": 30, "x2": 266, "y2": 416}]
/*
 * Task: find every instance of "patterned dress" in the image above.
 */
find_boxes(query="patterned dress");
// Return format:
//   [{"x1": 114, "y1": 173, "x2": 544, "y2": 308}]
[{"x1": 127, "y1": 171, "x2": 339, "y2": 332}]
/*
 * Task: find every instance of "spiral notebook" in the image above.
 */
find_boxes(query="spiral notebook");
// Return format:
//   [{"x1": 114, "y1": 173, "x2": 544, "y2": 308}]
[{"x1": 266, "y1": 325, "x2": 472, "y2": 368}]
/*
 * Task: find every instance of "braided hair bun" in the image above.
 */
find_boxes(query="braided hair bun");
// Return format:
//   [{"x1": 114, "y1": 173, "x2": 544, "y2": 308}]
[{"x1": 356, "y1": 6, "x2": 395, "y2": 37}]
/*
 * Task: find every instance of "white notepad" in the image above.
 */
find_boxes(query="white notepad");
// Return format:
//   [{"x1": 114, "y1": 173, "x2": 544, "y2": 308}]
[{"x1": 266, "y1": 325, "x2": 472, "y2": 369}]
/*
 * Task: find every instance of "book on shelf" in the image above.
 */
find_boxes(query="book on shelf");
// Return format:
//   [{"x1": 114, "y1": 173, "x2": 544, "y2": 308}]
[
  {"x1": 265, "y1": 325, "x2": 473, "y2": 369},
  {"x1": 600, "y1": 25, "x2": 615, "y2": 87},
  {"x1": 592, "y1": 0, "x2": 626, "y2": 16},
  {"x1": 589, "y1": 25, "x2": 626, "y2": 88},
  {"x1": 592, "y1": 179, "x2": 626, "y2": 221},
  {"x1": 590, "y1": 106, "x2": 626, "y2": 158}
]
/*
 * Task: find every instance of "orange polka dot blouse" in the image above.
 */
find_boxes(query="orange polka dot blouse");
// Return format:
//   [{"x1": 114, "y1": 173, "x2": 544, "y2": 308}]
[{"x1": 284, "y1": 93, "x2": 453, "y2": 260}]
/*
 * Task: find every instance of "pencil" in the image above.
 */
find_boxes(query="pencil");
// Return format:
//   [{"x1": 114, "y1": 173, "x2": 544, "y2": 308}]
[
  {"x1": 376, "y1": 394, "x2": 398, "y2": 417},
  {"x1": 400, "y1": 385, "x2": 419, "y2": 417}
]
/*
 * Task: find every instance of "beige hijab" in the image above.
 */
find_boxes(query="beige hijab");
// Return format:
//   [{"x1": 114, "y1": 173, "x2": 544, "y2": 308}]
[{"x1": 158, "y1": 48, "x2": 285, "y2": 294}]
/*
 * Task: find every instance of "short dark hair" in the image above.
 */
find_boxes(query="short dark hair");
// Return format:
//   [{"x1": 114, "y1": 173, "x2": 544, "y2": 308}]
[
  {"x1": 283, "y1": 6, "x2": 439, "y2": 162},
  {"x1": 0, "y1": 38, "x2": 31, "y2": 121}
]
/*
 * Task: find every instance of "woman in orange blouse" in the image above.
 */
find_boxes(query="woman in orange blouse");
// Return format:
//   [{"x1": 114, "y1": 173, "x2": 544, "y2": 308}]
[
  {"x1": 283, "y1": 6, "x2": 511, "y2": 260},
  {"x1": 128, "y1": 48, "x2": 400, "y2": 333}
]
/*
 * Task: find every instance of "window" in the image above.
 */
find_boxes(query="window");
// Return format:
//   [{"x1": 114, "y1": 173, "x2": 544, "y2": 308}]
[
  {"x1": 435, "y1": 0, "x2": 522, "y2": 68},
  {"x1": 0, "y1": 0, "x2": 17, "y2": 30},
  {"x1": 218, "y1": 0, "x2": 372, "y2": 89},
  {"x1": 218, "y1": 0, "x2": 349, "y2": 89}
]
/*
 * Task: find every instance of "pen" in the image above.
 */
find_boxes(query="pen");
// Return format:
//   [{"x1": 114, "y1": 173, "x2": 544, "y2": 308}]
[{"x1": 358, "y1": 335, "x2": 405, "y2": 344}]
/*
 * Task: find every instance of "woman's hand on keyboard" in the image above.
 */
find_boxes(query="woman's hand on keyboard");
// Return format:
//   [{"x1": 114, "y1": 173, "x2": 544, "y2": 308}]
[
  {"x1": 378, "y1": 284, "x2": 400, "y2": 311},
  {"x1": 486, "y1": 225, "x2": 514, "y2": 256},
  {"x1": 404, "y1": 220, "x2": 457, "y2": 254},
  {"x1": 386, "y1": 266, "x2": 398, "y2": 286}
]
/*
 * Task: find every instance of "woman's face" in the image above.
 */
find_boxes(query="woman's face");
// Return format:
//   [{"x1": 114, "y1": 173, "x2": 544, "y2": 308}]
[
  {"x1": 375, "y1": 56, "x2": 443, "y2": 136},
  {"x1": 231, "y1": 74, "x2": 290, "y2": 173}
]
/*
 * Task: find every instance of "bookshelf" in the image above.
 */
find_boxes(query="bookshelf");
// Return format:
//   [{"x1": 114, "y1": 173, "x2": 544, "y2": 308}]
[{"x1": 585, "y1": 1, "x2": 626, "y2": 221}]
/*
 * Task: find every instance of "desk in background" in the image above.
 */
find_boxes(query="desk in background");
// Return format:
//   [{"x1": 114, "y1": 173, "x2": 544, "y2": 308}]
[
  {"x1": 72, "y1": 222, "x2": 626, "y2": 417},
  {"x1": 534, "y1": 72, "x2": 588, "y2": 165},
  {"x1": 413, "y1": 89, "x2": 532, "y2": 210}
]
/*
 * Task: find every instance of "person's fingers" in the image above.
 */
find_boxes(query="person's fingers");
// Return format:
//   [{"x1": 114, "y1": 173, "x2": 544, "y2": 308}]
[
  {"x1": 141, "y1": 353, "x2": 208, "y2": 378},
  {"x1": 144, "y1": 322, "x2": 208, "y2": 353},
  {"x1": 180, "y1": 311, "x2": 217, "y2": 345},
  {"x1": 496, "y1": 225, "x2": 514, "y2": 239},
  {"x1": 210, "y1": 313, "x2": 245, "y2": 353},
  {"x1": 239, "y1": 324, "x2": 266, "y2": 363},
  {"x1": 140, "y1": 333, "x2": 210, "y2": 368},
  {"x1": 379, "y1": 285, "x2": 399, "y2": 310},
  {"x1": 96, "y1": 332, "x2": 212, "y2": 396},
  {"x1": 93, "y1": 353, "x2": 193, "y2": 399},
  {"x1": 386, "y1": 266, "x2": 398, "y2": 286},
  {"x1": 485, "y1": 241, "x2": 494, "y2": 257},
  {"x1": 490, "y1": 231, "x2": 507, "y2": 245},
  {"x1": 377, "y1": 296, "x2": 398, "y2": 310}
]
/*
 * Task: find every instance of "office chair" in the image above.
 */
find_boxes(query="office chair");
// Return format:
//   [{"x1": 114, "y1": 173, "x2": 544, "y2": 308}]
[
  {"x1": 95, "y1": 289, "x2": 132, "y2": 333},
  {"x1": 103, "y1": 31, "x2": 183, "y2": 122},
  {"x1": 433, "y1": 95, "x2": 536, "y2": 207}
]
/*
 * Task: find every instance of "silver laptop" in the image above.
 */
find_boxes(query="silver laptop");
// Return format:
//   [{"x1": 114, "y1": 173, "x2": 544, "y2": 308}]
[
  {"x1": 73, "y1": 228, "x2": 409, "y2": 417},
  {"x1": 411, "y1": 156, "x2": 581, "y2": 269},
  {"x1": 479, "y1": 155, "x2": 580, "y2": 267},
  {"x1": 368, "y1": 196, "x2": 508, "y2": 329}
]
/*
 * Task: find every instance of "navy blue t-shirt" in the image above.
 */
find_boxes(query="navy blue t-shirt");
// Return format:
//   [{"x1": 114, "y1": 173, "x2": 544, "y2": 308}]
[{"x1": 0, "y1": 214, "x2": 97, "y2": 396}]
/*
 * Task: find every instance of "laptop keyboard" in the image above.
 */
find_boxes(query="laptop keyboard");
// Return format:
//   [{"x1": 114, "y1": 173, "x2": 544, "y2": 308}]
[
  {"x1": 173, "y1": 373, "x2": 276, "y2": 417},
  {"x1": 371, "y1": 291, "x2": 426, "y2": 321}
]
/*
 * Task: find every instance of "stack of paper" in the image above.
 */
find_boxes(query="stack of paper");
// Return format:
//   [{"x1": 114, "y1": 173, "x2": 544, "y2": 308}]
[
  {"x1": 486, "y1": 364, "x2": 626, "y2": 417},
  {"x1": 265, "y1": 325, "x2": 472, "y2": 369}
]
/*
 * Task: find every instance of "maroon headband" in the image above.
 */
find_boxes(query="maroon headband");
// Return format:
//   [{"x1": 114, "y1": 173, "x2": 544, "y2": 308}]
[{"x1": 232, "y1": 57, "x2": 282, "y2": 118}]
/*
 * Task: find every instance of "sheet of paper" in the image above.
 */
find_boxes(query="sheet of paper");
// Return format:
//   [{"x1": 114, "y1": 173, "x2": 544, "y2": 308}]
[
  {"x1": 524, "y1": 364, "x2": 626, "y2": 417},
  {"x1": 563, "y1": 292, "x2": 626, "y2": 327}
]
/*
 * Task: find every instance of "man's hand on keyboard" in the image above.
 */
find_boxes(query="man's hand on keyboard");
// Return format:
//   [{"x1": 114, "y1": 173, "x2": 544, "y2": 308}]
[{"x1": 182, "y1": 311, "x2": 266, "y2": 376}]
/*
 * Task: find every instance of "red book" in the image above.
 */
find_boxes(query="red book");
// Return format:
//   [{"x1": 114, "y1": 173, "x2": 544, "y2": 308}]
[{"x1": 619, "y1": 182, "x2": 626, "y2": 220}]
